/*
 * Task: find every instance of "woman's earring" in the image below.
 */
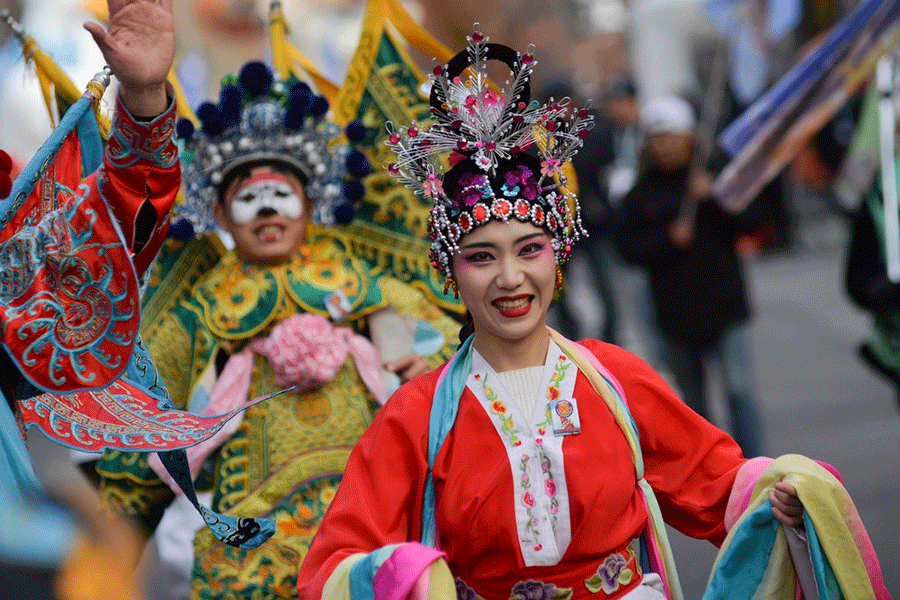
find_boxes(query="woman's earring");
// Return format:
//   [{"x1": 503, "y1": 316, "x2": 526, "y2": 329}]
[
  {"x1": 444, "y1": 277, "x2": 459, "y2": 298},
  {"x1": 555, "y1": 265, "x2": 564, "y2": 291}
]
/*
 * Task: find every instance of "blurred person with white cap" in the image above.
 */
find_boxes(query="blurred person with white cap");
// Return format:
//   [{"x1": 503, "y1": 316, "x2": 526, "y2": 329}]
[{"x1": 613, "y1": 94, "x2": 768, "y2": 458}]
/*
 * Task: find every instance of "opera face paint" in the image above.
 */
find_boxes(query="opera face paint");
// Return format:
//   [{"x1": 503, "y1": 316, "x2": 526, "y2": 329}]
[
  {"x1": 453, "y1": 219, "x2": 557, "y2": 351},
  {"x1": 230, "y1": 173, "x2": 304, "y2": 223},
  {"x1": 218, "y1": 166, "x2": 310, "y2": 266}
]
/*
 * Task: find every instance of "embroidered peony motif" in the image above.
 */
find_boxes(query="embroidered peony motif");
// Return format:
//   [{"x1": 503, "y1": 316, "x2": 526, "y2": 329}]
[
  {"x1": 455, "y1": 578, "x2": 482, "y2": 600},
  {"x1": 584, "y1": 551, "x2": 636, "y2": 595},
  {"x1": 454, "y1": 578, "x2": 573, "y2": 600},
  {"x1": 518, "y1": 454, "x2": 541, "y2": 547},
  {"x1": 509, "y1": 580, "x2": 573, "y2": 600},
  {"x1": 544, "y1": 478, "x2": 557, "y2": 497}
]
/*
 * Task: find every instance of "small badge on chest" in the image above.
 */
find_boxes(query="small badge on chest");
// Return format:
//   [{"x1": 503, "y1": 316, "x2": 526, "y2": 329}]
[
  {"x1": 324, "y1": 289, "x2": 352, "y2": 322},
  {"x1": 550, "y1": 398, "x2": 581, "y2": 436}
]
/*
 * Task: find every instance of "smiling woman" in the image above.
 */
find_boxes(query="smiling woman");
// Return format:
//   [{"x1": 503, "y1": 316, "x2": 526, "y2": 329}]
[
  {"x1": 453, "y1": 219, "x2": 557, "y2": 371},
  {"x1": 294, "y1": 25, "x2": 889, "y2": 600}
]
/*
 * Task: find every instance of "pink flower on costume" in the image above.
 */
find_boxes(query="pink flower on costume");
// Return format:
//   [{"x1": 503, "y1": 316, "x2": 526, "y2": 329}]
[
  {"x1": 523, "y1": 492, "x2": 535, "y2": 507},
  {"x1": 545, "y1": 479, "x2": 557, "y2": 496},
  {"x1": 253, "y1": 313, "x2": 349, "y2": 389}
]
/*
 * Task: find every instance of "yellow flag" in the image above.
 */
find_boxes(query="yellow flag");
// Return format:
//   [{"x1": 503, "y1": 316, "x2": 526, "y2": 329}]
[
  {"x1": 6, "y1": 18, "x2": 111, "y2": 139},
  {"x1": 268, "y1": 0, "x2": 340, "y2": 103},
  {"x1": 327, "y1": 0, "x2": 463, "y2": 314}
]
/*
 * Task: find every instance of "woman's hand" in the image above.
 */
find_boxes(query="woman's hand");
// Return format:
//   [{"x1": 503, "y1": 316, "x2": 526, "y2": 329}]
[
  {"x1": 385, "y1": 354, "x2": 430, "y2": 383},
  {"x1": 770, "y1": 480, "x2": 804, "y2": 528},
  {"x1": 84, "y1": 0, "x2": 174, "y2": 117}
]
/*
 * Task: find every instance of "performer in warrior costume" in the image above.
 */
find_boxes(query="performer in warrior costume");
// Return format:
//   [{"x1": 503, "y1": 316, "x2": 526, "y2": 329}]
[
  {"x1": 296, "y1": 28, "x2": 892, "y2": 600},
  {"x1": 95, "y1": 58, "x2": 461, "y2": 599}
]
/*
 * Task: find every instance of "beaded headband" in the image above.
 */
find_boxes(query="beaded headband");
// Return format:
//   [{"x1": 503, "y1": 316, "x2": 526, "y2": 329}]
[
  {"x1": 384, "y1": 26, "x2": 593, "y2": 280},
  {"x1": 176, "y1": 62, "x2": 370, "y2": 232}
]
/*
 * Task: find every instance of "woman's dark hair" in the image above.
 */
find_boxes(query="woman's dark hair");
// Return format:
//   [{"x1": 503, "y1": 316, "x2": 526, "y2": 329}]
[{"x1": 458, "y1": 311, "x2": 474, "y2": 344}]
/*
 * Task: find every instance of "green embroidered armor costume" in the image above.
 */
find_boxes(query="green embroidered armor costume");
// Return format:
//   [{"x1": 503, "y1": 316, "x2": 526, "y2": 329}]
[{"x1": 97, "y1": 227, "x2": 459, "y2": 599}]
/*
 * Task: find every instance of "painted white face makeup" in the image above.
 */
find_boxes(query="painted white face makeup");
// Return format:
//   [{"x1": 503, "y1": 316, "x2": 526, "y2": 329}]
[{"x1": 230, "y1": 174, "x2": 304, "y2": 224}]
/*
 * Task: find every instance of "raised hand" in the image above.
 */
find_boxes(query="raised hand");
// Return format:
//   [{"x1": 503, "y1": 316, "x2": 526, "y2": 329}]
[{"x1": 84, "y1": 0, "x2": 174, "y2": 117}]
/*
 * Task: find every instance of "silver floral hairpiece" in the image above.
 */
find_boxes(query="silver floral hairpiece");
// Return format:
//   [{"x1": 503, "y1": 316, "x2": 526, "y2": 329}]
[{"x1": 383, "y1": 25, "x2": 593, "y2": 280}]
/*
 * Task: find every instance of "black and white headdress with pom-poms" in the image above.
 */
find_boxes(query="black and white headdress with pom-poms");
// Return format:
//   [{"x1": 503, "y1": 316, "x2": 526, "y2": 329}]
[
  {"x1": 383, "y1": 25, "x2": 593, "y2": 280},
  {"x1": 176, "y1": 61, "x2": 370, "y2": 232}
]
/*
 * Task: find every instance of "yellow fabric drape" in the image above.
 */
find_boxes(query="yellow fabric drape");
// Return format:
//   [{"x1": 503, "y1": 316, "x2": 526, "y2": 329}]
[
  {"x1": 17, "y1": 34, "x2": 111, "y2": 139},
  {"x1": 268, "y1": 1, "x2": 340, "y2": 103}
]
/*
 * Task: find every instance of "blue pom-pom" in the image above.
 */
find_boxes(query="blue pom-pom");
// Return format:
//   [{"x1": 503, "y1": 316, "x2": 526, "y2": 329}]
[
  {"x1": 222, "y1": 107, "x2": 241, "y2": 128},
  {"x1": 220, "y1": 84, "x2": 244, "y2": 108},
  {"x1": 290, "y1": 81, "x2": 312, "y2": 95},
  {"x1": 333, "y1": 202, "x2": 356, "y2": 224},
  {"x1": 197, "y1": 102, "x2": 223, "y2": 136},
  {"x1": 345, "y1": 150, "x2": 370, "y2": 177},
  {"x1": 166, "y1": 218, "x2": 195, "y2": 241},
  {"x1": 204, "y1": 121, "x2": 224, "y2": 137},
  {"x1": 345, "y1": 119, "x2": 366, "y2": 142},
  {"x1": 289, "y1": 81, "x2": 312, "y2": 109},
  {"x1": 310, "y1": 96, "x2": 329, "y2": 117},
  {"x1": 343, "y1": 179, "x2": 365, "y2": 202},
  {"x1": 284, "y1": 107, "x2": 305, "y2": 131},
  {"x1": 197, "y1": 101, "x2": 220, "y2": 122},
  {"x1": 176, "y1": 118, "x2": 195, "y2": 141},
  {"x1": 239, "y1": 62, "x2": 274, "y2": 97}
]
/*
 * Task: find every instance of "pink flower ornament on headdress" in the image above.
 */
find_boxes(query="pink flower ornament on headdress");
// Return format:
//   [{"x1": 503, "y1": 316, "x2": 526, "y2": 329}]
[
  {"x1": 423, "y1": 173, "x2": 444, "y2": 199},
  {"x1": 540, "y1": 158, "x2": 560, "y2": 177}
]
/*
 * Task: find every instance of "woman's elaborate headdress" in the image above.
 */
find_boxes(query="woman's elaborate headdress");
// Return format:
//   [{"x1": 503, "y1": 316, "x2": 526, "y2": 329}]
[
  {"x1": 176, "y1": 62, "x2": 370, "y2": 232},
  {"x1": 384, "y1": 26, "x2": 593, "y2": 279}
]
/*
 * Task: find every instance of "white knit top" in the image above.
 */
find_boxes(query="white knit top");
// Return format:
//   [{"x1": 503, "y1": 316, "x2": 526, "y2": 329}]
[{"x1": 496, "y1": 365, "x2": 544, "y2": 419}]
